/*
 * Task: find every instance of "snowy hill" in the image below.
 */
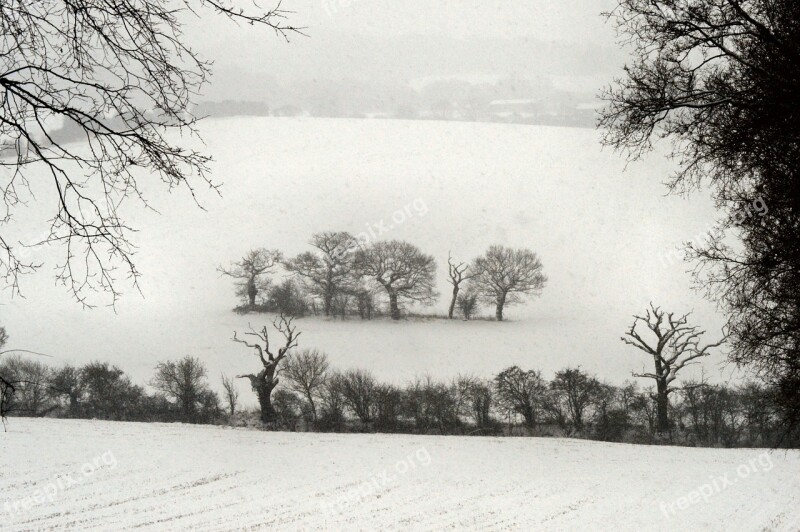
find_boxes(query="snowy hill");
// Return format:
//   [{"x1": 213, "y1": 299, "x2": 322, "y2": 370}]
[
  {"x1": 3, "y1": 117, "x2": 729, "y2": 395},
  {"x1": 1, "y1": 418, "x2": 798, "y2": 530}
]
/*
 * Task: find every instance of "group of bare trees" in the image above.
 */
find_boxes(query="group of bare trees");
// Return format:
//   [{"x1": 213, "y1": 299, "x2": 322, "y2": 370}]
[
  {"x1": 223, "y1": 313, "x2": 777, "y2": 445},
  {"x1": 0, "y1": 311, "x2": 783, "y2": 446},
  {"x1": 221, "y1": 234, "x2": 547, "y2": 321},
  {"x1": 229, "y1": 332, "x2": 781, "y2": 445}
]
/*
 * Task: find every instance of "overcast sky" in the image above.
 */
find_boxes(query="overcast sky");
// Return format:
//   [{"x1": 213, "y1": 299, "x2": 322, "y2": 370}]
[{"x1": 185, "y1": 0, "x2": 626, "y2": 99}]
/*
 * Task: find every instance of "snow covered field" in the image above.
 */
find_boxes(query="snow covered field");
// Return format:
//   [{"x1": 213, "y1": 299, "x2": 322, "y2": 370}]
[
  {"x1": 2, "y1": 117, "x2": 732, "y2": 398},
  {"x1": 1, "y1": 418, "x2": 798, "y2": 531}
]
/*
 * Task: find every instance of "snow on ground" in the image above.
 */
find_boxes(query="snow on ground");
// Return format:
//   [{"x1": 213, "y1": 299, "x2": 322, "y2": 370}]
[
  {"x1": 2, "y1": 118, "x2": 734, "y2": 401},
  {"x1": 1, "y1": 418, "x2": 798, "y2": 531}
]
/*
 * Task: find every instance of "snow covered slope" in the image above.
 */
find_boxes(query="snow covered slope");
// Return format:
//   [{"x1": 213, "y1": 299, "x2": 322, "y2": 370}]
[
  {"x1": 1, "y1": 418, "x2": 798, "y2": 530},
  {"x1": 3, "y1": 117, "x2": 729, "y2": 392}
]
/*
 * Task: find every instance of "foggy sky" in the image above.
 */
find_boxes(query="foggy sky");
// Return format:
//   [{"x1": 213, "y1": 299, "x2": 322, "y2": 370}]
[{"x1": 184, "y1": 0, "x2": 626, "y2": 100}]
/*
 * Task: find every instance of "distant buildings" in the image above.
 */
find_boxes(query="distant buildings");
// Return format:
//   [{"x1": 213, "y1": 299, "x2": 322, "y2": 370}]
[{"x1": 486, "y1": 98, "x2": 542, "y2": 121}]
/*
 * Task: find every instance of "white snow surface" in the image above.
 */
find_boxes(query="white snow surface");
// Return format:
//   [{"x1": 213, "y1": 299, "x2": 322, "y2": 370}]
[{"x1": 1, "y1": 418, "x2": 798, "y2": 531}]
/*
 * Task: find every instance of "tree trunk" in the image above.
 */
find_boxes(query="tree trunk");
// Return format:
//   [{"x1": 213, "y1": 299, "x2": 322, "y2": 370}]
[
  {"x1": 448, "y1": 285, "x2": 459, "y2": 319},
  {"x1": 247, "y1": 279, "x2": 257, "y2": 309},
  {"x1": 255, "y1": 381, "x2": 278, "y2": 423},
  {"x1": 323, "y1": 292, "x2": 332, "y2": 317},
  {"x1": 656, "y1": 379, "x2": 670, "y2": 433},
  {"x1": 389, "y1": 291, "x2": 401, "y2": 320},
  {"x1": 308, "y1": 395, "x2": 317, "y2": 422},
  {"x1": 495, "y1": 292, "x2": 507, "y2": 321},
  {"x1": 522, "y1": 404, "x2": 535, "y2": 428}
]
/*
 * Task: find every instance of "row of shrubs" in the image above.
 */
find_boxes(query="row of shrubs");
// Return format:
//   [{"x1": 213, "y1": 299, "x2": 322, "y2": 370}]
[
  {"x1": 2, "y1": 352, "x2": 794, "y2": 447},
  {"x1": 0, "y1": 356, "x2": 220, "y2": 424}
]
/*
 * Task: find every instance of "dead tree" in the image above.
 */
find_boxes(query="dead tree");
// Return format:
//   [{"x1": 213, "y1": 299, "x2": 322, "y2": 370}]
[
  {"x1": 232, "y1": 314, "x2": 300, "y2": 424},
  {"x1": 446, "y1": 253, "x2": 478, "y2": 319},
  {"x1": 219, "y1": 249, "x2": 282, "y2": 309},
  {"x1": 622, "y1": 303, "x2": 726, "y2": 434}
]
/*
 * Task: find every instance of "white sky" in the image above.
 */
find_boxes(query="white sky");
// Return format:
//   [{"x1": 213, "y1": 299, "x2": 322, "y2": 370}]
[{"x1": 183, "y1": 0, "x2": 626, "y2": 97}]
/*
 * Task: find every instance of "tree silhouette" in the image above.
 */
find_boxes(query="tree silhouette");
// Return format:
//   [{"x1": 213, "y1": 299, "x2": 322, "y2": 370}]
[{"x1": 0, "y1": 1, "x2": 300, "y2": 305}]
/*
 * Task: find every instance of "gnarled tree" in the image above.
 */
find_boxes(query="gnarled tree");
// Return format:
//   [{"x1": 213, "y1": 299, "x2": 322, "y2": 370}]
[
  {"x1": 622, "y1": 303, "x2": 726, "y2": 434},
  {"x1": 233, "y1": 314, "x2": 300, "y2": 423},
  {"x1": 471, "y1": 245, "x2": 547, "y2": 321},
  {"x1": 354, "y1": 240, "x2": 437, "y2": 320}
]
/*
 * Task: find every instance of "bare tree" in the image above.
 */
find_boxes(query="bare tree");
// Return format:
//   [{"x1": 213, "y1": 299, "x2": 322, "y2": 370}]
[
  {"x1": 232, "y1": 314, "x2": 300, "y2": 424},
  {"x1": 446, "y1": 253, "x2": 478, "y2": 319},
  {"x1": 282, "y1": 349, "x2": 329, "y2": 422},
  {"x1": 471, "y1": 245, "x2": 547, "y2": 321},
  {"x1": 355, "y1": 285, "x2": 378, "y2": 320},
  {"x1": 285, "y1": 232, "x2": 357, "y2": 317},
  {"x1": 550, "y1": 367, "x2": 601, "y2": 432},
  {"x1": 218, "y1": 249, "x2": 282, "y2": 309},
  {"x1": 267, "y1": 278, "x2": 309, "y2": 317},
  {"x1": 339, "y1": 369, "x2": 377, "y2": 424},
  {"x1": 151, "y1": 356, "x2": 213, "y2": 423},
  {"x1": 318, "y1": 372, "x2": 347, "y2": 429},
  {"x1": 0, "y1": 2, "x2": 299, "y2": 305},
  {"x1": 0, "y1": 355, "x2": 55, "y2": 417},
  {"x1": 622, "y1": 303, "x2": 726, "y2": 434},
  {"x1": 354, "y1": 240, "x2": 437, "y2": 320},
  {"x1": 50, "y1": 365, "x2": 84, "y2": 416},
  {"x1": 463, "y1": 379, "x2": 495, "y2": 431},
  {"x1": 374, "y1": 383, "x2": 404, "y2": 431},
  {"x1": 456, "y1": 288, "x2": 479, "y2": 320},
  {"x1": 0, "y1": 326, "x2": 10, "y2": 421},
  {"x1": 221, "y1": 374, "x2": 239, "y2": 418},
  {"x1": 494, "y1": 366, "x2": 546, "y2": 428},
  {"x1": 0, "y1": 329, "x2": 55, "y2": 423}
]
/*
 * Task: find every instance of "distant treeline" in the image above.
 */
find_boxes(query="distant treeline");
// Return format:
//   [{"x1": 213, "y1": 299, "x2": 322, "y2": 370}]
[
  {"x1": 191, "y1": 76, "x2": 598, "y2": 128},
  {"x1": 1, "y1": 353, "x2": 794, "y2": 448}
]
